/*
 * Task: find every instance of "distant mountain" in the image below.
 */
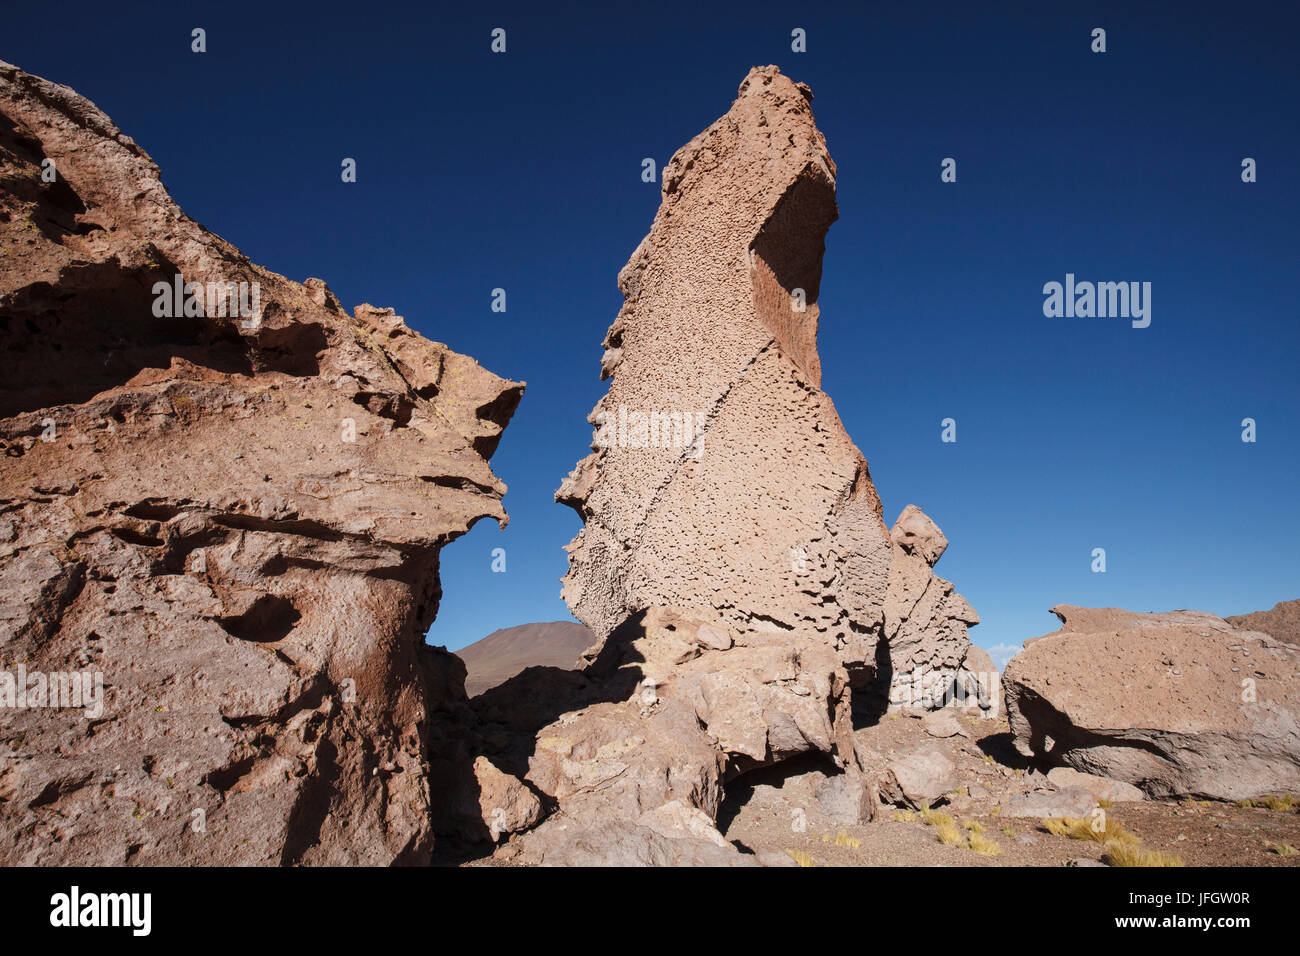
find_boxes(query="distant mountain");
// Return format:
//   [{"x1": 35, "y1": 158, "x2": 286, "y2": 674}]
[
  {"x1": 454, "y1": 621, "x2": 595, "y2": 696},
  {"x1": 1227, "y1": 599, "x2": 1300, "y2": 644}
]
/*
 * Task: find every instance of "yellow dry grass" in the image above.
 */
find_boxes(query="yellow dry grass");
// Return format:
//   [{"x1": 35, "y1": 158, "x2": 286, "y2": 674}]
[
  {"x1": 1041, "y1": 815, "x2": 1135, "y2": 844},
  {"x1": 785, "y1": 849, "x2": 815, "y2": 867},
  {"x1": 1041, "y1": 814, "x2": 1184, "y2": 867},
  {"x1": 966, "y1": 831, "x2": 1002, "y2": 856},
  {"x1": 821, "y1": 830, "x2": 861, "y2": 848},
  {"x1": 1105, "y1": 841, "x2": 1184, "y2": 867},
  {"x1": 1246, "y1": 794, "x2": 1298, "y2": 812}
]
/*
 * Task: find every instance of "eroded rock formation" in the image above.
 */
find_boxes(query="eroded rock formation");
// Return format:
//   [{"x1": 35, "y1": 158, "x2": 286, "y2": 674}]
[
  {"x1": 1003, "y1": 605, "x2": 1300, "y2": 801},
  {"x1": 0, "y1": 61, "x2": 522, "y2": 864},
  {"x1": 453, "y1": 66, "x2": 983, "y2": 863},
  {"x1": 556, "y1": 65, "x2": 977, "y2": 711}
]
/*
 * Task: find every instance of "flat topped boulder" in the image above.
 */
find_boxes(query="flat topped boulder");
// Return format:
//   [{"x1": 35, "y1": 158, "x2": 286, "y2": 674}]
[{"x1": 1003, "y1": 605, "x2": 1300, "y2": 800}]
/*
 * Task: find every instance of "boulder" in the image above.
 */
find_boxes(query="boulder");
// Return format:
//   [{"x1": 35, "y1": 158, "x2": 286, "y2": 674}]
[
  {"x1": 880, "y1": 750, "x2": 957, "y2": 808},
  {"x1": 1004, "y1": 605, "x2": 1300, "y2": 800},
  {"x1": 956, "y1": 644, "x2": 1000, "y2": 716},
  {"x1": 1046, "y1": 767, "x2": 1145, "y2": 803},
  {"x1": 815, "y1": 773, "x2": 873, "y2": 825},
  {"x1": 473, "y1": 757, "x2": 543, "y2": 841},
  {"x1": 921, "y1": 709, "x2": 967, "y2": 738},
  {"x1": 1004, "y1": 787, "x2": 1099, "y2": 820},
  {"x1": 511, "y1": 814, "x2": 755, "y2": 867}
]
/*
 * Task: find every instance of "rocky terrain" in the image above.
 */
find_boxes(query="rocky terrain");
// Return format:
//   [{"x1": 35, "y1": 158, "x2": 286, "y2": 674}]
[{"x1": 1, "y1": 59, "x2": 1295, "y2": 868}]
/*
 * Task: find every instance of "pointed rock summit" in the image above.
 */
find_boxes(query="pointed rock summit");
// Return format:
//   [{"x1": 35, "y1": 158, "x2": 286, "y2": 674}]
[{"x1": 557, "y1": 66, "x2": 977, "y2": 708}]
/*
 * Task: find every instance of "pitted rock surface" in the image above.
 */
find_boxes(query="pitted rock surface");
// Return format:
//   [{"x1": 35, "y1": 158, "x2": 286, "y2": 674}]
[{"x1": 0, "y1": 60, "x2": 522, "y2": 865}]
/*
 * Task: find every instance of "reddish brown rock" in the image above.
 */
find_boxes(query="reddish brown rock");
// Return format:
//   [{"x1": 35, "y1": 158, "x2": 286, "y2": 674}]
[
  {"x1": 955, "y1": 644, "x2": 999, "y2": 716},
  {"x1": 1003, "y1": 606, "x2": 1300, "y2": 801},
  {"x1": 1227, "y1": 598, "x2": 1300, "y2": 645},
  {"x1": 471, "y1": 757, "x2": 543, "y2": 841},
  {"x1": 0, "y1": 61, "x2": 522, "y2": 864},
  {"x1": 497, "y1": 66, "x2": 978, "y2": 864},
  {"x1": 556, "y1": 65, "x2": 976, "y2": 708}
]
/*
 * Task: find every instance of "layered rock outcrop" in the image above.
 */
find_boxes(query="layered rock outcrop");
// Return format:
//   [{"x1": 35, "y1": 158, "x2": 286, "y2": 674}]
[
  {"x1": 1003, "y1": 605, "x2": 1300, "y2": 800},
  {"x1": 0, "y1": 61, "x2": 522, "y2": 864}
]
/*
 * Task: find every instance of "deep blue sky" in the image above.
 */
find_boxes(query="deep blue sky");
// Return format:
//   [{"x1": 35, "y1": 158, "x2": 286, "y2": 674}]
[{"x1": 8, "y1": 2, "x2": 1297, "y2": 659}]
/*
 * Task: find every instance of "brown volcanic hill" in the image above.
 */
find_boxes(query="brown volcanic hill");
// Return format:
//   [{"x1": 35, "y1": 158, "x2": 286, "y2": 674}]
[
  {"x1": 1227, "y1": 599, "x2": 1300, "y2": 644},
  {"x1": 454, "y1": 621, "x2": 594, "y2": 696}
]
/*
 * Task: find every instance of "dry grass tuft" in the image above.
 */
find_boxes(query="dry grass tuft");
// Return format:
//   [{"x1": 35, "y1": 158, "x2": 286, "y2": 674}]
[
  {"x1": 919, "y1": 808, "x2": 963, "y2": 845},
  {"x1": 1238, "y1": 794, "x2": 1296, "y2": 811},
  {"x1": 934, "y1": 819, "x2": 964, "y2": 845},
  {"x1": 822, "y1": 829, "x2": 861, "y2": 848},
  {"x1": 919, "y1": 807, "x2": 955, "y2": 828},
  {"x1": 786, "y1": 849, "x2": 815, "y2": 867},
  {"x1": 966, "y1": 831, "x2": 1002, "y2": 856},
  {"x1": 1105, "y1": 841, "x2": 1184, "y2": 867},
  {"x1": 892, "y1": 809, "x2": 917, "y2": 823},
  {"x1": 1041, "y1": 815, "x2": 1135, "y2": 844},
  {"x1": 963, "y1": 820, "x2": 985, "y2": 834}
]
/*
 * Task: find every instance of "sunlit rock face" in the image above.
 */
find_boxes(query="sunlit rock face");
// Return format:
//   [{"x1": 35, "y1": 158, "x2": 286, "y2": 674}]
[{"x1": 0, "y1": 60, "x2": 522, "y2": 865}]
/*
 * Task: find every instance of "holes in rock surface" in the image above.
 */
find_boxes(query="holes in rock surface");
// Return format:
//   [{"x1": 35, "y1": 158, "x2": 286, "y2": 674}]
[
  {"x1": 748, "y1": 167, "x2": 838, "y2": 388},
  {"x1": 0, "y1": 258, "x2": 254, "y2": 418},
  {"x1": 0, "y1": 245, "x2": 328, "y2": 418},
  {"x1": 247, "y1": 320, "x2": 327, "y2": 377},
  {"x1": 260, "y1": 554, "x2": 325, "y2": 576},
  {"x1": 110, "y1": 526, "x2": 164, "y2": 548},
  {"x1": 420, "y1": 474, "x2": 495, "y2": 495},
  {"x1": 218, "y1": 595, "x2": 301, "y2": 644},
  {"x1": 716, "y1": 750, "x2": 844, "y2": 840},
  {"x1": 353, "y1": 391, "x2": 414, "y2": 427},
  {"x1": 203, "y1": 757, "x2": 256, "y2": 792},
  {"x1": 124, "y1": 501, "x2": 182, "y2": 522},
  {"x1": 29, "y1": 774, "x2": 92, "y2": 810},
  {"x1": 0, "y1": 115, "x2": 89, "y2": 243}
]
